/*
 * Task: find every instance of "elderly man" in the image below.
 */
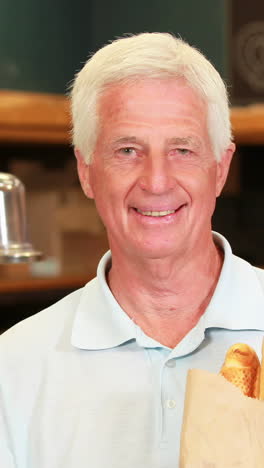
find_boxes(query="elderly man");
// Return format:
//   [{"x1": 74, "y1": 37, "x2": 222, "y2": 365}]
[{"x1": 1, "y1": 32, "x2": 264, "y2": 468}]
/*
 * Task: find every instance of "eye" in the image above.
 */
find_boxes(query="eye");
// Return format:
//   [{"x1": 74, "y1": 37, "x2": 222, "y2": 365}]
[
  {"x1": 169, "y1": 147, "x2": 192, "y2": 158},
  {"x1": 121, "y1": 147, "x2": 135, "y2": 154},
  {"x1": 117, "y1": 147, "x2": 137, "y2": 157},
  {"x1": 177, "y1": 148, "x2": 191, "y2": 155}
]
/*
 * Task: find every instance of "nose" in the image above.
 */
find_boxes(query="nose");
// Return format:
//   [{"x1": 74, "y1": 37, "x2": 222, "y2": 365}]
[{"x1": 138, "y1": 155, "x2": 175, "y2": 195}]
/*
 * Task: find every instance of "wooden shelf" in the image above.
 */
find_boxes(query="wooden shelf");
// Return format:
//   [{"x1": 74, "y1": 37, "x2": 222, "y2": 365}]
[
  {"x1": 0, "y1": 274, "x2": 90, "y2": 294},
  {"x1": 0, "y1": 90, "x2": 264, "y2": 146},
  {"x1": 0, "y1": 90, "x2": 70, "y2": 145},
  {"x1": 231, "y1": 105, "x2": 264, "y2": 145}
]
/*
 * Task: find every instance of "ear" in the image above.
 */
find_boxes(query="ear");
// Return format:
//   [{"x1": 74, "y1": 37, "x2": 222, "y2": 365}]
[
  {"x1": 75, "y1": 149, "x2": 94, "y2": 199},
  {"x1": 215, "y1": 143, "x2": 236, "y2": 197}
]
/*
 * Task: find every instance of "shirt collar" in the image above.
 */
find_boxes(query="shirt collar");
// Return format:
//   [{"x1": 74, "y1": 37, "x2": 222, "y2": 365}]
[
  {"x1": 71, "y1": 251, "x2": 137, "y2": 350},
  {"x1": 71, "y1": 232, "x2": 264, "y2": 353},
  {"x1": 204, "y1": 232, "x2": 264, "y2": 330}
]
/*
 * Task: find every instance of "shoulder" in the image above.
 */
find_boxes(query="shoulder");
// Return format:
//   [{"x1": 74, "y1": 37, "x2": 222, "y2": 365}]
[
  {"x1": 252, "y1": 265, "x2": 264, "y2": 289},
  {"x1": 0, "y1": 277, "x2": 98, "y2": 358},
  {"x1": 230, "y1": 253, "x2": 264, "y2": 308}
]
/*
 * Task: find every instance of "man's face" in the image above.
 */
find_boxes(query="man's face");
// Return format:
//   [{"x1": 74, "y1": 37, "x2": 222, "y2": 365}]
[{"x1": 77, "y1": 78, "x2": 234, "y2": 260}]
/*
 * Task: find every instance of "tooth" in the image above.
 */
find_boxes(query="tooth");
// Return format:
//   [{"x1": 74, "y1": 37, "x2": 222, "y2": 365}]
[{"x1": 137, "y1": 209, "x2": 175, "y2": 216}]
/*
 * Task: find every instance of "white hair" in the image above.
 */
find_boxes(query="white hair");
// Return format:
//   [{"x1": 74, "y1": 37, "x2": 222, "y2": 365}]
[{"x1": 71, "y1": 32, "x2": 233, "y2": 163}]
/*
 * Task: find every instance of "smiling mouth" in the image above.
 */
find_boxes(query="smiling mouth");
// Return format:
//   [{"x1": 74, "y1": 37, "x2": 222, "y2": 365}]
[{"x1": 135, "y1": 208, "x2": 177, "y2": 217}]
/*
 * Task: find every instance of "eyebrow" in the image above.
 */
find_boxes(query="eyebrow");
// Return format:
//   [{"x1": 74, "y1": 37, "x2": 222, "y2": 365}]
[
  {"x1": 113, "y1": 136, "x2": 144, "y2": 145},
  {"x1": 111, "y1": 135, "x2": 202, "y2": 150},
  {"x1": 166, "y1": 137, "x2": 201, "y2": 149},
  {"x1": 111, "y1": 136, "x2": 149, "y2": 151}
]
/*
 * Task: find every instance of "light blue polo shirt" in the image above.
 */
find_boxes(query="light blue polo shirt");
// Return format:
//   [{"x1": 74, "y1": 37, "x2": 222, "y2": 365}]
[{"x1": 1, "y1": 233, "x2": 264, "y2": 468}]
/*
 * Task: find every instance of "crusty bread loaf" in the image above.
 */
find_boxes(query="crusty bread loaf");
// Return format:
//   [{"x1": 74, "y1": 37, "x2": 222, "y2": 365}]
[{"x1": 220, "y1": 343, "x2": 260, "y2": 398}]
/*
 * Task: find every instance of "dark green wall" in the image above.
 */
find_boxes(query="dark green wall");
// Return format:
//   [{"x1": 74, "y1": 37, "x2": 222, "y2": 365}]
[
  {"x1": 90, "y1": 0, "x2": 228, "y2": 75},
  {"x1": 0, "y1": 0, "x2": 228, "y2": 94},
  {"x1": 0, "y1": 1, "x2": 92, "y2": 93}
]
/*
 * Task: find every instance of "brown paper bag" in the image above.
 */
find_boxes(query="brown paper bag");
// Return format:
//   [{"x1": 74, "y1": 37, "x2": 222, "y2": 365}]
[{"x1": 180, "y1": 368, "x2": 264, "y2": 468}]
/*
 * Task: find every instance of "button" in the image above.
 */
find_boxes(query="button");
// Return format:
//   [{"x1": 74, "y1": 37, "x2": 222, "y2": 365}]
[
  {"x1": 166, "y1": 359, "x2": 176, "y2": 368},
  {"x1": 166, "y1": 399, "x2": 176, "y2": 409}
]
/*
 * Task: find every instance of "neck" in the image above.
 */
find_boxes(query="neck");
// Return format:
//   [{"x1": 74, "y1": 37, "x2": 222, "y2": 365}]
[{"x1": 107, "y1": 235, "x2": 223, "y2": 348}]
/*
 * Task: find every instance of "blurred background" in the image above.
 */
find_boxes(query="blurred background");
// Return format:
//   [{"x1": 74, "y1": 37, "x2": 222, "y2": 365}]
[{"x1": 0, "y1": 0, "x2": 264, "y2": 331}]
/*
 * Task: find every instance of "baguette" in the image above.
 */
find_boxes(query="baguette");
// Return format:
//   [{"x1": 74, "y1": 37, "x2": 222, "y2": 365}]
[{"x1": 220, "y1": 343, "x2": 260, "y2": 398}]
